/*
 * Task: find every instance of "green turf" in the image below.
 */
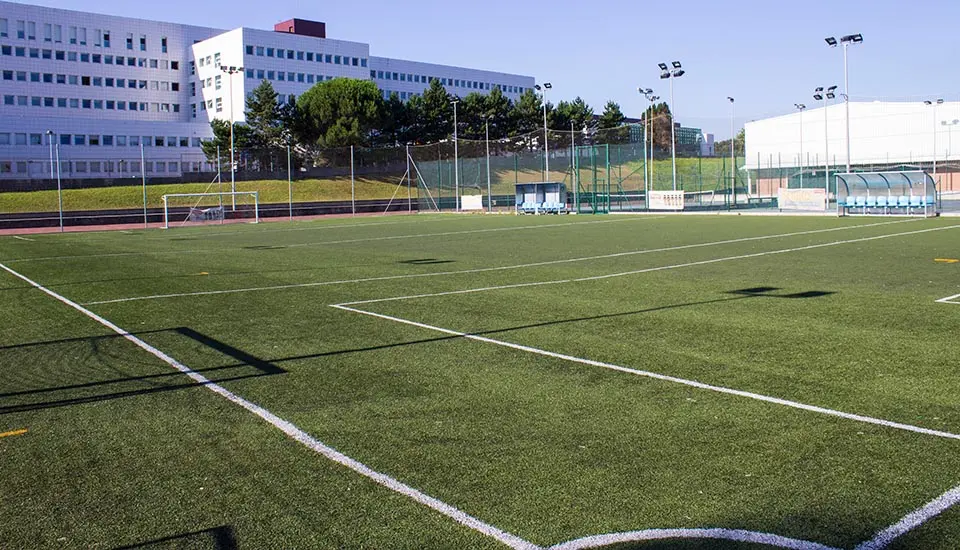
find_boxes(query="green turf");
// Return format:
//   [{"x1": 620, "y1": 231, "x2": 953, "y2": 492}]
[{"x1": 1, "y1": 213, "x2": 959, "y2": 549}]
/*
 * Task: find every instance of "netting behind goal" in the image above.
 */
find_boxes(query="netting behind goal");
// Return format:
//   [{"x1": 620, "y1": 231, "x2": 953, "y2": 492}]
[{"x1": 162, "y1": 192, "x2": 259, "y2": 229}]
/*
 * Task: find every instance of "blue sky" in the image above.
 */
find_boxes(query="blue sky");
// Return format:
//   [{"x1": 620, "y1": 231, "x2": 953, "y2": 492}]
[{"x1": 27, "y1": 0, "x2": 960, "y2": 138}]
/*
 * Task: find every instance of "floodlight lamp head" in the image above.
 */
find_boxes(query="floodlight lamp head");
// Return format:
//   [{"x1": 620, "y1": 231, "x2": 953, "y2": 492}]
[
  {"x1": 825, "y1": 37, "x2": 838, "y2": 47},
  {"x1": 544, "y1": 83, "x2": 552, "y2": 89},
  {"x1": 658, "y1": 62, "x2": 669, "y2": 71},
  {"x1": 672, "y1": 69, "x2": 685, "y2": 78},
  {"x1": 815, "y1": 87, "x2": 824, "y2": 93},
  {"x1": 826, "y1": 92, "x2": 835, "y2": 99},
  {"x1": 671, "y1": 61, "x2": 682, "y2": 69},
  {"x1": 840, "y1": 33, "x2": 863, "y2": 44},
  {"x1": 937, "y1": 98, "x2": 944, "y2": 104},
  {"x1": 727, "y1": 96, "x2": 734, "y2": 102},
  {"x1": 813, "y1": 94, "x2": 823, "y2": 101},
  {"x1": 924, "y1": 100, "x2": 932, "y2": 105},
  {"x1": 660, "y1": 71, "x2": 670, "y2": 80},
  {"x1": 651, "y1": 95, "x2": 660, "y2": 101},
  {"x1": 534, "y1": 84, "x2": 541, "y2": 91}
]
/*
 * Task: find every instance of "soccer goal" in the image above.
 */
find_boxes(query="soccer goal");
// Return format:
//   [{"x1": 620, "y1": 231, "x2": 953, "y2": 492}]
[{"x1": 161, "y1": 191, "x2": 260, "y2": 229}]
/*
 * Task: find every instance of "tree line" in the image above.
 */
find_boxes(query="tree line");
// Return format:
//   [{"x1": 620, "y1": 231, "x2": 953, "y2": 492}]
[{"x1": 202, "y1": 78, "x2": 682, "y2": 168}]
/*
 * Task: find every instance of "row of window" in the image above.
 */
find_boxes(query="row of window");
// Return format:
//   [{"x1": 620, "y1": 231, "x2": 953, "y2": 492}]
[
  {"x1": 243, "y1": 68, "x2": 336, "y2": 85},
  {"x1": 0, "y1": 18, "x2": 169, "y2": 52},
  {"x1": 0, "y1": 133, "x2": 202, "y2": 148},
  {"x1": 381, "y1": 89, "x2": 419, "y2": 101},
  {"x1": 0, "y1": 44, "x2": 180, "y2": 70},
  {"x1": 243, "y1": 44, "x2": 368, "y2": 68},
  {"x1": 2, "y1": 94, "x2": 181, "y2": 113},
  {"x1": 1, "y1": 71, "x2": 180, "y2": 91},
  {"x1": 0, "y1": 160, "x2": 209, "y2": 176},
  {"x1": 371, "y1": 69, "x2": 525, "y2": 94}
]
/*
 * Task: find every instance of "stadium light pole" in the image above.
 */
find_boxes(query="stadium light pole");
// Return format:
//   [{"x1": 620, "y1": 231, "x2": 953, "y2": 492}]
[
  {"x1": 451, "y1": 98, "x2": 459, "y2": 212},
  {"x1": 644, "y1": 92, "x2": 659, "y2": 195},
  {"x1": 535, "y1": 83, "x2": 552, "y2": 181},
  {"x1": 794, "y1": 104, "x2": 806, "y2": 188},
  {"x1": 484, "y1": 115, "x2": 492, "y2": 213},
  {"x1": 924, "y1": 98, "x2": 944, "y2": 179},
  {"x1": 659, "y1": 62, "x2": 684, "y2": 191},
  {"x1": 220, "y1": 65, "x2": 243, "y2": 211},
  {"x1": 826, "y1": 34, "x2": 862, "y2": 173},
  {"x1": 814, "y1": 86, "x2": 837, "y2": 207},
  {"x1": 638, "y1": 88, "x2": 653, "y2": 196},
  {"x1": 727, "y1": 97, "x2": 735, "y2": 198},
  {"x1": 46, "y1": 130, "x2": 63, "y2": 232}
]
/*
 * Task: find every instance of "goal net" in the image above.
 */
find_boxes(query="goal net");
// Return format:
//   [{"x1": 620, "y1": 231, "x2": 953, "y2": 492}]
[{"x1": 161, "y1": 191, "x2": 260, "y2": 229}]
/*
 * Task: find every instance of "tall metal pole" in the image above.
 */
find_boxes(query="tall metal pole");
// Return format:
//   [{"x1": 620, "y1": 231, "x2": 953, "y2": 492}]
[
  {"x1": 843, "y1": 43, "x2": 851, "y2": 173},
  {"x1": 570, "y1": 120, "x2": 576, "y2": 211},
  {"x1": 485, "y1": 119, "x2": 491, "y2": 213},
  {"x1": 453, "y1": 100, "x2": 459, "y2": 212},
  {"x1": 140, "y1": 142, "x2": 147, "y2": 228},
  {"x1": 670, "y1": 76, "x2": 677, "y2": 191},
  {"x1": 55, "y1": 142, "x2": 63, "y2": 233},
  {"x1": 542, "y1": 88, "x2": 549, "y2": 181},
  {"x1": 228, "y1": 70, "x2": 236, "y2": 211},
  {"x1": 824, "y1": 95, "x2": 830, "y2": 209},
  {"x1": 406, "y1": 143, "x2": 412, "y2": 213},
  {"x1": 728, "y1": 98, "x2": 735, "y2": 197},
  {"x1": 350, "y1": 145, "x2": 355, "y2": 216},
  {"x1": 287, "y1": 143, "x2": 293, "y2": 220},
  {"x1": 795, "y1": 104, "x2": 806, "y2": 188}
]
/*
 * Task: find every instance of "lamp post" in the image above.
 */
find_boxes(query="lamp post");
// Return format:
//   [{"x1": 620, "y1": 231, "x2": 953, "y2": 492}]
[
  {"x1": 924, "y1": 98, "x2": 944, "y2": 178},
  {"x1": 535, "y1": 83, "x2": 552, "y2": 181},
  {"x1": 46, "y1": 130, "x2": 63, "y2": 232},
  {"x1": 794, "y1": 104, "x2": 806, "y2": 188},
  {"x1": 451, "y1": 98, "x2": 459, "y2": 211},
  {"x1": 220, "y1": 65, "x2": 244, "y2": 211},
  {"x1": 727, "y1": 97, "x2": 735, "y2": 198},
  {"x1": 484, "y1": 115, "x2": 491, "y2": 212},
  {"x1": 644, "y1": 92, "x2": 659, "y2": 194},
  {"x1": 638, "y1": 88, "x2": 653, "y2": 196},
  {"x1": 826, "y1": 34, "x2": 862, "y2": 173},
  {"x1": 814, "y1": 86, "x2": 837, "y2": 206},
  {"x1": 659, "y1": 62, "x2": 684, "y2": 191}
]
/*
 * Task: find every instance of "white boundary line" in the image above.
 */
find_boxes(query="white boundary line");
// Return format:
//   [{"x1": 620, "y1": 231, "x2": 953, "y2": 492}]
[
  {"x1": 935, "y1": 293, "x2": 960, "y2": 304},
  {"x1": 0, "y1": 261, "x2": 538, "y2": 550},
  {"x1": 854, "y1": 483, "x2": 960, "y2": 550},
  {"x1": 82, "y1": 219, "x2": 918, "y2": 306},
  {"x1": 12, "y1": 235, "x2": 35, "y2": 242},
  {"x1": 547, "y1": 528, "x2": 840, "y2": 550},
  {"x1": 332, "y1": 304, "x2": 960, "y2": 442},
  {"x1": 4, "y1": 217, "x2": 647, "y2": 264},
  {"x1": 341, "y1": 223, "x2": 960, "y2": 307}
]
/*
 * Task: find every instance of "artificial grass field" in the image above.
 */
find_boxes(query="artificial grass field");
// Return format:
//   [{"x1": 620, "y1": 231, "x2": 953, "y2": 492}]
[{"x1": 1, "y1": 213, "x2": 958, "y2": 549}]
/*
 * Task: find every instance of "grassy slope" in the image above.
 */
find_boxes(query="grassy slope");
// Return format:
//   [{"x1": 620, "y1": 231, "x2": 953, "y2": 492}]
[{"x1": 1, "y1": 215, "x2": 958, "y2": 549}]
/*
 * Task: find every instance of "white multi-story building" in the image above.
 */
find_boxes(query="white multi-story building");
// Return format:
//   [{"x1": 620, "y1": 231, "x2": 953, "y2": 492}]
[{"x1": 0, "y1": 2, "x2": 535, "y2": 179}]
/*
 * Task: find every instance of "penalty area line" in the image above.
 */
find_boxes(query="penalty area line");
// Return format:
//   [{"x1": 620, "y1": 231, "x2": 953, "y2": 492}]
[
  {"x1": 935, "y1": 293, "x2": 960, "y2": 304},
  {"x1": 332, "y1": 304, "x2": 960, "y2": 442},
  {"x1": 0, "y1": 261, "x2": 538, "y2": 550}
]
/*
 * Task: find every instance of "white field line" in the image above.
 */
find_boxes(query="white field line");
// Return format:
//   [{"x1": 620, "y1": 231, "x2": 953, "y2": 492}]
[
  {"x1": 332, "y1": 304, "x2": 960, "y2": 442},
  {"x1": 12, "y1": 235, "x2": 35, "y2": 242},
  {"x1": 83, "y1": 218, "x2": 916, "y2": 306},
  {"x1": 4, "y1": 217, "x2": 644, "y2": 264},
  {"x1": 547, "y1": 528, "x2": 840, "y2": 550},
  {"x1": 935, "y1": 293, "x2": 960, "y2": 304},
  {"x1": 854, "y1": 483, "x2": 960, "y2": 550},
  {"x1": 342, "y1": 223, "x2": 960, "y2": 307},
  {"x1": 0, "y1": 261, "x2": 538, "y2": 550}
]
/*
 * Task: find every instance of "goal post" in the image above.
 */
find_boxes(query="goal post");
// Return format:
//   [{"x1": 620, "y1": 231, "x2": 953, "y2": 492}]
[{"x1": 161, "y1": 191, "x2": 259, "y2": 229}]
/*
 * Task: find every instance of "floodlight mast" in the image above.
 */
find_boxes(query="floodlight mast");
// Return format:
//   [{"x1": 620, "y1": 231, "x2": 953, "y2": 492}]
[
  {"x1": 659, "y1": 61, "x2": 684, "y2": 191},
  {"x1": 638, "y1": 87, "x2": 655, "y2": 204},
  {"x1": 727, "y1": 97, "x2": 735, "y2": 197},
  {"x1": 826, "y1": 34, "x2": 862, "y2": 173},
  {"x1": 220, "y1": 65, "x2": 244, "y2": 211},
  {"x1": 815, "y1": 86, "x2": 838, "y2": 209},
  {"x1": 535, "y1": 83, "x2": 552, "y2": 181},
  {"x1": 451, "y1": 98, "x2": 459, "y2": 211},
  {"x1": 795, "y1": 104, "x2": 806, "y2": 188},
  {"x1": 924, "y1": 98, "x2": 944, "y2": 177}
]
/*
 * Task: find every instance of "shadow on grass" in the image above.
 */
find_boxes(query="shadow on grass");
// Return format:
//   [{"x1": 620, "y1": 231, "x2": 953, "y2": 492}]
[
  {"x1": 112, "y1": 525, "x2": 237, "y2": 549},
  {"x1": 0, "y1": 327, "x2": 285, "y2": 415},
  {"x1": 286, "y1": 288, "x2": 836, "y2": 363},
  {"x1": 398, "y1": 258, "x2": 455, "y2": 265}
]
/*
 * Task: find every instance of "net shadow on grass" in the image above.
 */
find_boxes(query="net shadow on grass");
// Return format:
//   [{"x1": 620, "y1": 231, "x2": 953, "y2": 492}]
[
  {"x1": 112, "y1": 525, "x2": 238, "y2": 550},
  {"x1": 0, "y1": 327, "x2": 285, "y2": 415},
  {"x1": 281, "y1": 289, "x2": 836, "y2": 364}
]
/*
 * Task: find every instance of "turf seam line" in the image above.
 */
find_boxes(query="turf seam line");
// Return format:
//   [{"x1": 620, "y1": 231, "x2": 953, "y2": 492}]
[
  {"x1": 5, "y1": 217, "x2": 648, "y2": 264},
  {"x1": 82, "y1": 218, "x2": 917, "y2": 306},
  {"x1": 546, "y1": 528, "x2": 840, "y2": 550},
  {"x1": 0, "y1": 261, "x2": 539, "y2": 550},
  {"x1": 332, "y1": 304, "x2": 960, "y2": 442},
  {"x1": 340, "y1": 222, "x2": 960, "y2": 306}
]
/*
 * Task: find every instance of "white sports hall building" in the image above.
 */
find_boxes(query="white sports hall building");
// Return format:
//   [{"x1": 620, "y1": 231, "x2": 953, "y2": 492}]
[
  {"x1": 744, "y1": 100, "x2": 960, "y2": 198},
  {"x1": 0, "y1": 1, "x2": 535, "y2": 180}
]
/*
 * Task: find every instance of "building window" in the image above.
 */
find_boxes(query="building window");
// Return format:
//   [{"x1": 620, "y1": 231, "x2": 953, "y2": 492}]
[
  {"x1": 215, "y1": 75, "x2": 222, "y2": 90},
  {"x1": 215, "y1": 97, "x2": 222, "y2": 112},
  {"x1": 103, "y1": 32, "x2": 110, "y2": 48},
  {"x1": 59, "y1": 134, "x2": 70, "y2": 145},
  {"x1": 334, "y1": 55, "x2": 341, "y2": 65},
  {"x1": 266, "y1": 47, "x2": 274, "y2": 57},
  {"x1": 0, "y1": 18, "x2": 7, "y2": 38},
  {"x1": 325, "y1": 54, "x2": 332, "y2": 63},
  {"x1": 245, "y1": 45, "x2": 253, "y2": 55},
  {"x1": 140, "y1": 35, "x2": 146, "y2": 51},
  {"x1": 17, "y1": 20, "x2": 25, "y2": 40},
  {"x1": 27, "y1": 21, "x2": 36, "y2": 40},
  {"x1": 126, "y1": 33, "x2": 133, "y2": 49},
  {"x1": 74, "y1": 135, "x2": 85, "y2": 145},
  {"x1": 256, "y1": 46, "x2": 264, "y2": 56},
  {"x1": 161, "y1": 37, "x2": 167, "y2": 53},
  {"x1": 44, "y1": 23, "x2": 51, "y2": 42},
  {"x1": 306, "y1": 52, "x2": 313, "y2": 61},
  {"x1": 171, "y1": 61, "x2": 179, "y2": 70}
]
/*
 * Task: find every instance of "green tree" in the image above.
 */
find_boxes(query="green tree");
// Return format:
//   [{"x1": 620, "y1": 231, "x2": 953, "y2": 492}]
[
  {"x1": 295, "y1": 78, "x2": 383, "y2": 148},
  {"x1": 245, "y1": 80, "x2": 284, "y2": 150},
  {"x1": 460, "y1": 92, "x2": 489, "y2": 140},
  {"x1": 715, "y1": 128, "x2": 745, "y2": 156},
  {"x1": 484, "y1": 87, "x2": 513, "y2": 139},
  {"x1": 419, "y1": 79, "x2": 453, "y2": 142},
  {"x1": 201, "y1": 118, "x2": 254, "y2": 166},
  {"x1": 511, "y1": 88, "x2": 543, "y2": 137},
  {"x1": 598, "y1": 100, "x2": 626, "y2": 129}
]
